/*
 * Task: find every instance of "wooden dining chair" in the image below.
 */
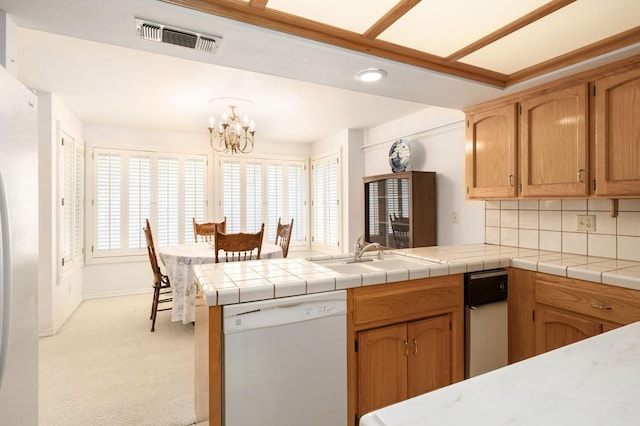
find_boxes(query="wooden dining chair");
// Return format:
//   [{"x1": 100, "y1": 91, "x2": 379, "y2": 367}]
[
  {"x1": 193, "y1": 216, "x2": 227, "y2": 242},
  {"x1": 144, "y1": 219, "x2": 172, "y2": 332},
  {"x1": 275, "y1": 217, "x2": 294, "y2": 258},
  {"x1": 390, "y1": 214, "x2": 410, "y2": 248},
  {"x1": 214, "y1": 224, "x2": 265, "y2": 263}
]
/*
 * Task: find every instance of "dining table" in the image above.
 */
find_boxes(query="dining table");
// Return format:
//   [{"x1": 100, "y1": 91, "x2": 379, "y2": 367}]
[{"x1": 158, "y1": 241, "x2": 283, "y2": 323}]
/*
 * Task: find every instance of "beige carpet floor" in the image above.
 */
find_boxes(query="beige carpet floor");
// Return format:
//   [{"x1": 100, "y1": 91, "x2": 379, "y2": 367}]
[{"x1": 39, "y1": 293, "x2": 196, "y2": 426}]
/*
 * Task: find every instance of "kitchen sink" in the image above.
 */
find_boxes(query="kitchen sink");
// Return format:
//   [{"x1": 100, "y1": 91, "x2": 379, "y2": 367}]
[
  {"x1": 313, "y1": 254, "x2": 433, "y2": 274},
  {"x1": 366, "y1": 257, "x2": 434, "y2": 270},
  {"x1": 315, "y1": 260, "x2": 381, "y2": 274}
]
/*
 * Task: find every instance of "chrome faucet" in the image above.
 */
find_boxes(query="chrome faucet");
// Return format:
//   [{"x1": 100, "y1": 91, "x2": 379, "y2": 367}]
[{"x1": 351, "y1": 236, "x2": 382, "y2": 262}]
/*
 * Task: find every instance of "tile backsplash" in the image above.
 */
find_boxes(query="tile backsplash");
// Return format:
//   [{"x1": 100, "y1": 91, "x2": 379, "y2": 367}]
[{"x1": 485, "y1": 199, "x2": 640, "y2": 261}]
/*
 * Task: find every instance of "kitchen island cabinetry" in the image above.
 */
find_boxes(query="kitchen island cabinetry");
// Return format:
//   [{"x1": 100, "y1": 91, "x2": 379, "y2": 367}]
[
  {"x1": 520, "y1": 83, "x2": 589, "y2": 197},
  {"x1": 357, "y1": 314, "x2": 452, "y2": 416},
  {"x1": 594, "y1": 66, "x2": 640, "y2": 197},
  {"x1": 464, "y1": 103, "x2": 518, "y2": 199},
  {"x1": 363, "y1": 171, "x2": 436, "y2": 249},
  {"x1": 534, "y1": 272, "x2": 640, "y2": 355},
  {"x1": 347, "y1": 275, "x2": 463, "y2": 425}
]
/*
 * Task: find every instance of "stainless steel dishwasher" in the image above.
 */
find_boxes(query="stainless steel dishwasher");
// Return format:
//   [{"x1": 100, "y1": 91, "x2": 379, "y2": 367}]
[
  {"x1": 223, "y1": 290, "x2": 347, "y2": 426},
  {"x1": 464, "y1": 269, "x2": 508, "y2": 378}
]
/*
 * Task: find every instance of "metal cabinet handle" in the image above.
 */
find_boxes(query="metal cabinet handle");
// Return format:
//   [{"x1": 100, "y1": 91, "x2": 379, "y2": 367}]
[
  {"x1": 591, "y1": 303, "x2": 612, "y2": 310},
  {"x1": 507, "y1": 175, "x2": 514, "y2": 187},
  {"x1": 413, "y1": 339, "x2": 418, "y2": 355},
  {"x1": 578, "y1": 169, "x2": 585, "y2": 183},
  {"x1": 403, "y1": 339, "x2": 409, "y2": 356}
]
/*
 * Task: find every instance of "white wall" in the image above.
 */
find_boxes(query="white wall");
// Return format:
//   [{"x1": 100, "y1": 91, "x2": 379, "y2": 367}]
[
  {"x1": 363, "y1": 107, "x2": 485, "y2": 245},
  {"x1": 310, "y1": 128, "x2": 365, "y2": 254},
  {"x1": 82, "y1": 123, "x2": 311, "y2": 298},
  {"x1": 38, "y1": 92, "x2": 84, "y2": 336}
]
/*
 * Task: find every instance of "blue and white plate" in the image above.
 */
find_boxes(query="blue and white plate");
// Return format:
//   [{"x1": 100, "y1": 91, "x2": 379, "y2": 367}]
[{"x1": 389, "y1": 139, "x2": 411, "y2": 173}]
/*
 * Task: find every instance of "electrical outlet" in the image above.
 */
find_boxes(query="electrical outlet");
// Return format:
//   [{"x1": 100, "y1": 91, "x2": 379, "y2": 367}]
[
  {"x1": 576, "y1": 214, "x2": 596, "y2": 231},
  {"x1": 451, "y1": 211, "x2": 459, "y2": 224}
]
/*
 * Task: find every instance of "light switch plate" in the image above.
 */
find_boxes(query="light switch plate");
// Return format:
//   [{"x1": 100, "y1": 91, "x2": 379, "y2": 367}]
[{"x1": 576, "y1": 214, "x2": 596, "y2": 231}]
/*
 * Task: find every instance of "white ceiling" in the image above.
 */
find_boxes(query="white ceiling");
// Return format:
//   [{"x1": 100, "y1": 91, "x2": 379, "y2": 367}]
[{"x1": 1, "y1": 0, "x2": 639, "y2": 144}]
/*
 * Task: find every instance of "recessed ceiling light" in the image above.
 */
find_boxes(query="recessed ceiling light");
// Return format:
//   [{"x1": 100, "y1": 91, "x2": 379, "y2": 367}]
[{"x1": 354, "y1": 68, "x2": 387, "y2": 82}]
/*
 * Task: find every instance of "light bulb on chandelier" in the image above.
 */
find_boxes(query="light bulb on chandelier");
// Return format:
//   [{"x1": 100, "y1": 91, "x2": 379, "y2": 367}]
[{"x1": 208, "y1": 105, "x2": 256, "y2": 154}]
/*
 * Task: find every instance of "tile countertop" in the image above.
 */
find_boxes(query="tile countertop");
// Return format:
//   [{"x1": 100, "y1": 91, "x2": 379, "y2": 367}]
[
  {"x1": 193, "y1": 243, "x2": 640, "y2": 307},
  {"x1": 359, "y1": 320, "x2": 640, "y2": 425}
]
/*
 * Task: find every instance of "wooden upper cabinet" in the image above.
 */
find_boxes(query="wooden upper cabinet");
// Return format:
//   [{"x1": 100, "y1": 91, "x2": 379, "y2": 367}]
[
  {"x1": 595, "y1": 68, "x2": 640, "y2": 196},
  {"x1": 520, "y1": 83, "x2": 589, "y2": 197},
  {"x1": 465, "y1": 104, "x2": 518, "y2": 199}
]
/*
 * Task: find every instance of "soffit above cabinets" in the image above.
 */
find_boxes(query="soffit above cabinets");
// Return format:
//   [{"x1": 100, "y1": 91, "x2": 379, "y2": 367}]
[{"x1": 160, "y1": 0, "x2": 640, "y2": 87}]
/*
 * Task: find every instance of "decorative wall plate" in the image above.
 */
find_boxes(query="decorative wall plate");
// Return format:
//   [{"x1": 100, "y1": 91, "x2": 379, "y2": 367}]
[{"x1": 389, "y1": 139, "x2": 411, "y2": 173}]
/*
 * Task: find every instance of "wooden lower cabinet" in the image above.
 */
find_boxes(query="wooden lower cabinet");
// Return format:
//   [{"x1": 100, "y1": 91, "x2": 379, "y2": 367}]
[
  {"x1": 509, "y1": 270, "x2": 640, "y2": 361},
  {"x1": 357, "y1": 314, "x2": 452, "y2": 415},
  {"x1": 532, "y1": 272, "x2": 640, "y2": 356},
  {"x1": 347, "y1": 275, "x2": 463, "y2": 425},
  {"x1": 534, "y1": 305, "x2": 601, "y2": 354}
]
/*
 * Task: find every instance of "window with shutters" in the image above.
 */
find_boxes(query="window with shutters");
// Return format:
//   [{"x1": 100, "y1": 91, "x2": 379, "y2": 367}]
[
  {"x1": 311, "y1": 153, "x2": 340, "y2": 249},
  {"x1": 60, "y1": 133, "x2": 85, "y2": 273},
  {"x1": 92, "y1": 148, "x2": 207, "y2": 258},
  {"x1": 219, "y1": 155, "x2": 307, "y2": 246}
]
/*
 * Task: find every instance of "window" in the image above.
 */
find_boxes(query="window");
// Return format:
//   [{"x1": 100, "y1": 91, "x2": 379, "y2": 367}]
[
  {"x1": 60, "y1": 133, "x2": 84, "y2": 272},
  {"x1": 93, "y1": 148, "x2": 207, "y2": 258},
  {"x1": 311, "y1": 154, "x2": 339, "y2": 249},
  {"x1": 219, "y1": 155, "x2": 307, "y2": 245}
]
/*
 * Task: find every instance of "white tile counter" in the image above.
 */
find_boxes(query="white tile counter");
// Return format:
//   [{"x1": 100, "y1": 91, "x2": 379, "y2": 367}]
[
  {"x1": 193, "y1": 244, "x2": 640, "y2": 306},
  {"x1": 359, "y1": 320, "x2": 640, "y2": 425}
]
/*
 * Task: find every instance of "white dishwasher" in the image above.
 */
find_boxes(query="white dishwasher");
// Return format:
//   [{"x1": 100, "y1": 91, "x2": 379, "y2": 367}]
[{"x1": 223, "y1": 290, "x2": 347, "y2": 426}]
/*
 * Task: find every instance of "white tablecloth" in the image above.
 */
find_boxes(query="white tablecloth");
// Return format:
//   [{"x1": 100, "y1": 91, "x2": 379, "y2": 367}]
[{"x1": 158, "y1": 242, "x2": 283, "y2": 323}]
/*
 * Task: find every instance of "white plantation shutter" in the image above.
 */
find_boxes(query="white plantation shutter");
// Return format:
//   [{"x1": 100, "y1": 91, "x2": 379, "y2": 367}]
[
  {"x1": 184, "y1": 157, "x2": 206, "y2": 242},
  {"x1": 62, "y1": 137, "x2": 73, "y2": 262},
  {"x1": 128, "y1": 154, "x2": 151, "y2": 250},
  {"x1": 369, "y1": 182, "x2": 379, "y2": 236},
  {"x1": 96, "y1": 152, "x2": 122, "y2": 251},
  {"x1": 60, "y1": 135, "x2": 85, "y2": 272},
  {"x1": 313, "y1": 160, "x2": 326, "y2": 244},
  {"x1": 246, "y1": 162, "x2": 263, "y2": 233},
  {"x1": 266, "y1": 164, "x2": 283, "y2": 242},
  {"x1": 326, "y1": 159, "x2": 338, "y2": 246},
  {"x1": 312, "y1": 154, "x2": 339, "y2": 248},
  {"x1": 93, "y1": 148, "x2": 207, "y2": 258},
  {"x1": 222, "y1": 160, "x2": 241, "y2": 233},
  {"x1": 220, "y1": 156, "x2": 307, "y2": 245},
  {"x1": 156, "y1": 156, "x2": 179, "y2": 246},
  {"x1": 287, "y1": 164, "x2": 304, "y2": 243},
  {"x1": 74, "y1": 142, "x2": 84, "y2": 258}
]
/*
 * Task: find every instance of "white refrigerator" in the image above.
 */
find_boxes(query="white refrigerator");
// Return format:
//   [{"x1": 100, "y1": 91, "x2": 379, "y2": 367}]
[{"x1": 0, "y1": 65, "x2": 39, "y2": 424}]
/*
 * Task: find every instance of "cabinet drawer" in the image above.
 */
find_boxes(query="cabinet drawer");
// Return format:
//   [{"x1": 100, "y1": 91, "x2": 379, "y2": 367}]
[
  {"x1": 535, "y1": 274, "x2": 640, "y2": 325},
  {"x1": 352, "y1": 276, "x2": 462, "y2": 327}
]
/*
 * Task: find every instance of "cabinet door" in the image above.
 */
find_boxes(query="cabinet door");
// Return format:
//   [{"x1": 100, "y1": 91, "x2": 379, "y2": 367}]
[
  {"x1": 534, "y1": 306, "x2": 600, "y2": 355},
  {"x1": 407, "y1": 315, "x2": 452, "y2": 398},
  {"x1": 520, "y1": 84, "x2": 589, "y2": 197},
  {"x1": 595, "y1": 68, "x2": 640, "y2": 196},
  {"x1": 465, "y1": 104, "x2": 518, "y2": 198},
  {"x1": 357, "y1": 323, "x2": 408, "y2": 415},
  {"x1": 508, "y1": 268, "x2": 536, "y2": 363}
]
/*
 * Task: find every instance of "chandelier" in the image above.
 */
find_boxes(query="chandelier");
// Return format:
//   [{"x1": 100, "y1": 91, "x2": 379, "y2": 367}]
[{"x1": 208, "y1": 105, "x2": 256, "y2": 154}]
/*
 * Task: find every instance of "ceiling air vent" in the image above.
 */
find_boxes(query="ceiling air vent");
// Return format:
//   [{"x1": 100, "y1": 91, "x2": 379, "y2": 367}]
[{"x1": 135, "y1": 18, "x2": 222, "y2": 54}]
